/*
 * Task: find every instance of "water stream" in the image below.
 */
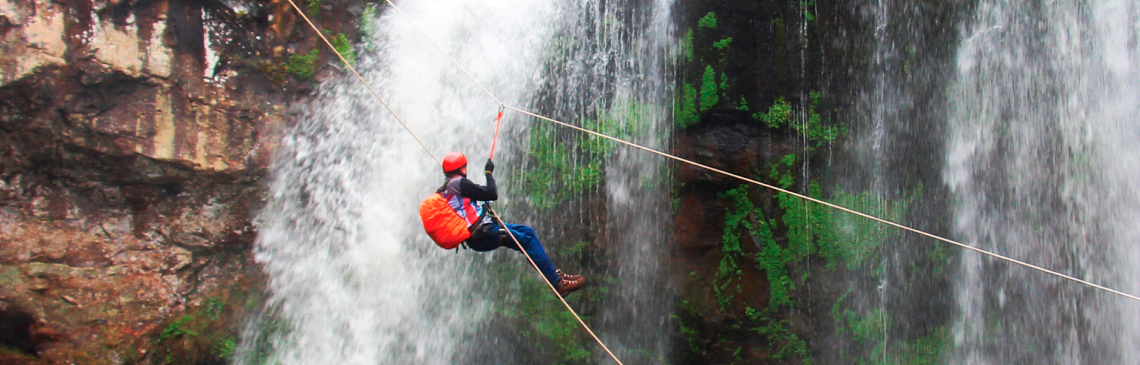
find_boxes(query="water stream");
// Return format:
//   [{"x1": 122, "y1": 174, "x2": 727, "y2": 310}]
[
  {"x1": 947, "y1": 0, "x2": 1140, "y2": 363},
  {"x1": 238, "y1": 0, "x2": 674, "y2": 364}
]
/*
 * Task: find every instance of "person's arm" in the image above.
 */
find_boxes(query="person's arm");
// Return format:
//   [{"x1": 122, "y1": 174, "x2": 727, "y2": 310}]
[{"x1": 458, "y1": 173, "x2": 497, "y2": 201}]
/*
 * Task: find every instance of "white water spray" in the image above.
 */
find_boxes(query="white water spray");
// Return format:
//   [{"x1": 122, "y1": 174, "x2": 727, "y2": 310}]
[{"x1": 947, "y1": 0, "x2": 1140, "y2": 363}]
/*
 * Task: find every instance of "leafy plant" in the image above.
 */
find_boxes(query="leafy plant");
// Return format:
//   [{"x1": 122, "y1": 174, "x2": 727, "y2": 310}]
[
  {"x1": 698, "y1": 12, "x2": 718, "y2": 29},
  {"x1": 790, "y1": 91, "x2": 843, "y2": 146},
  {"x1": 157, "y1": 315, "x2": 198, "y2": 343},
  {"x1": 676, "y1": 82, "x2": 699, "y2": 128},
  {"x1": 524, "y1": 100, "x2": 648, "y2": 209},
  {"x1": 682, "y1": 28, "x2": 695, "y2": 63},
  {"x1": 286, "y1": 49, "x2": 320, "y2": 78},
  {"x1": 331, "y1": 33, "x2": 357, "y2": 65},
  {"x1": 754, "y1": 97, "x2": 792, "y2": 128},
  {"x1": 700, "y1": 65, "x2": 718, "y2": 112},
  {"x1": 213, "y1": 336, "x2": 236, "y2": 359},
  {"x1": 713, "y1": 37, "x2": 733, "y2": 50},
  {"x1": 801, "y1": 1, "x2": 816, "y2": 22}
]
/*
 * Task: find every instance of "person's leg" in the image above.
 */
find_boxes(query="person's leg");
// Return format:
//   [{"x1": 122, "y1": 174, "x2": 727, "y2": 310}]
[
  {"x1": 502, "y1": 223, "x2": 561, "y2": 285},
  {"x1": 465, "y1": 224, "x2": 502, "y2": 252}
]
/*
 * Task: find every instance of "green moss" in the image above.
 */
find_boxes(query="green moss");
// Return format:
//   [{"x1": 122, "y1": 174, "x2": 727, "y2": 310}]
[
  {"x1": 492, "y1": 263, "x2": 612, "y2": 364},
  {"x1": 832, "y1": 292, "x2": 948, "y2": 365},
  {"x1": 755, "y1": 92, "x2": 845, "y2": 147},
  {"x1": 713, "y1": 37, "x2": 733, "y2": 50},
  {"x1": 683, "y1": 28, "x2": 695, "y2": 63},
  {"x1": 213, "y1": 336, "x2": 236, "y2": 359},
  {"x1": 307, "y1": 0, "x2": 320, "y2": 14},
  {"x1": 522, "y1": 124, "x2": 598, "y2": 209},
  {"x1": 331, "y1": 33, "x2": 357, "y2": 65},
  {"x1": 716, "y1": 187, "x2": 750, "y2": 310},
  {"x1": 801, "y1": 1, "x2": 816, "y2": 22},
  {"x1": 157, "y1": 315, "x2": 199, "y2": 343},
  {"x1": 286, "y1": 49, "x2": 320, "y2": 79},
  {"x1": 700, "y1": 65, "x2": 718, "y2": 112},
  {"x1": 524, "y1": 99, "x2": 648, "y2": 209},
  {"x1": 361, "y1": 4, "x2": 377, "y2": 36},
  {"x1": 815, "y1": 187, "x2": 917, "y2": 274},
  {"x1": 791, "y1": 91, "x2": 844, "y2": 147},
  {"x1": 151, "y1": 291, "x2": 261, "y2": 365},
  {"x1": 719, "y1": 72, "x2": 729, "y2": 97},
  {"x1": 698, "y1": 12, "x2": 718, "y2": 29},
  {"x1": 676, "y1": 82, "x2": 699, "y2": 128},
  {"x1": 754, "y1": 97, "x2": 792, "y2": 128},
  {"x1": 747, "y1": 308, "x2": 809, "y2": 363}
]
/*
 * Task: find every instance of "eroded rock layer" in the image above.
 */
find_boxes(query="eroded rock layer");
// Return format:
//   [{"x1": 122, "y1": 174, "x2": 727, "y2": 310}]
[{"x1": 0, "y1": 0, "x2": 358, "y2": 362}]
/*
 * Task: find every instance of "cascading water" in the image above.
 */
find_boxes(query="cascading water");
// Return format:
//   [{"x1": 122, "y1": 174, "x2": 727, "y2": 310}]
[
  {"x1": 237, "y1": 0, "x2": 675, "y2": 364},
  {"x1": 947, "y1": 0, "x2": 1140, "y2": 363}
]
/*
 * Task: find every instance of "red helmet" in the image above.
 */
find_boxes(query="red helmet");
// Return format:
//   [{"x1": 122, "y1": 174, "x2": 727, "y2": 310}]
[{"x1": 442, "y1": 152, "x2": 467, "y2": 173}]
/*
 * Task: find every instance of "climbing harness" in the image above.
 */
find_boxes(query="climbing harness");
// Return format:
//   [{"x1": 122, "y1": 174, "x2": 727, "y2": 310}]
[{"x1": 280, "y1": 0, "x2": 1140, "y2": 363}]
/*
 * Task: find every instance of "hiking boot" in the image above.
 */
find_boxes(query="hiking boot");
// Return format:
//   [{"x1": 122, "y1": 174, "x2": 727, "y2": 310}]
[
  {"x1": 556, "y1": 269, "x2": 582, "y2": 282},
  {"x1": 556, "y1": 275, "x2": 586, "y2": 297}
]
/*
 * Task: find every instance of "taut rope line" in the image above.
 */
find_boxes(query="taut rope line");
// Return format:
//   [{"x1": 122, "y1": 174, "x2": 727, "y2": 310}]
[
  {"x1": 373, "y1": 0, "x2": 1140, "y2": 303},
  {"x1": 489, "y1": 209, "x2": 625, "y2": 365},
  {"x1": 283, "y1": 0, "x2": 439, "y2": 165},
  {"x1": 507, "y1": 107, "x2": 1140, "y2": 302}
]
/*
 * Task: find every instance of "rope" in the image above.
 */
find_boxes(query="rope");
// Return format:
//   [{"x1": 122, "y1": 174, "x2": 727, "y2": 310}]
[
  {"x1": 506, "y1": 106, "x2": 1140, "y2": 302},
  {"x1": 370, "y1": 0, "x2": 1140, "y2": 303},
  {"x1": 489, "y1": 209, "x2": 625, "y2": 365},
  {"x1": 283, "y1": 0, "x2": 439, "y2": 165},
  {"x1": 490, "y1": 106, "x2": 504, "y2": 160}
]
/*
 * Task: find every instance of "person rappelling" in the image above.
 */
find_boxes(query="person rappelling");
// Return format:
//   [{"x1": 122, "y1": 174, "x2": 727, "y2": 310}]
[{"x1": 419, "y1": 151, "x2": 587, "y2": 296}]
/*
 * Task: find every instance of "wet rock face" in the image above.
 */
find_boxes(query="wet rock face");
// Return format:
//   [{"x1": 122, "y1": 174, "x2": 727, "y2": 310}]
[
  {"x1": 1, "y1": 0, "x2": 289, "y2": 173},
  {"x1": 0, "y1": 0, "x2": 347, "y2": 362}
]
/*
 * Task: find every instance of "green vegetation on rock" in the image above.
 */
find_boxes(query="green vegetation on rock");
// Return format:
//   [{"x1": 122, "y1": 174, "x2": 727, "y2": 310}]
[
  {"x1": 713, "y1": 37, "x2": 733, "y2": 50},
  {"x1": 683, "y1": 28, "x2": 695, "y2": 63},
  {"x1": 754, "y1": 92, "x2": 845, "y2": 147},
  {"x1": 700, "y1": 65, "x2": 719, "y2": 112},
  {"x1": 152, "y1": 293, "x2": 257, "y2": 365},
  {"x1": 755, "y1": 97, "x2": 792, "y2": 128},
  {"x1": 675, "y1": 82, "x2": 700, "y2": 128},
  {"x1": 698, "y1": 12, "x2": 718, "y2": 29},
  {"x1": 524, "y1": 100, "x2": 648, "y2": 209},
  {"x1": 331, "y1": 33, "x2": 357, "y2": 65},
  {"x1": 286, "y1": 49, "x2": 320, "y2": 79},
  {"x1": 801, "y1": 1, "x2": 817, "y2": 22}
]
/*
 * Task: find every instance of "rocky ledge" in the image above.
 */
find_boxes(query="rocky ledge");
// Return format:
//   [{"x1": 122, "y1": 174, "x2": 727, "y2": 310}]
[{"x1": 0, "y1": 0, "x2": 361, "y2": 363}]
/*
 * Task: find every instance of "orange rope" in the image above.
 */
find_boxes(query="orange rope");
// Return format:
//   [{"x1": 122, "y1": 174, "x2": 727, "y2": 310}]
[{"x1": 490, "y1": 106, "x2": 504, "y2": 160}]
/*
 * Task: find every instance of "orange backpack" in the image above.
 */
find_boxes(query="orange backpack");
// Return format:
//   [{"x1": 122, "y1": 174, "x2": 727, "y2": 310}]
[{"x1": 418, "y1": 193, "x2": 471, "y2": 249}]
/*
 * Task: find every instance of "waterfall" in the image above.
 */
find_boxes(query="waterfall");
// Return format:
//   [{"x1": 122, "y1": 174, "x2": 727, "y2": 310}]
[
  {"x1": 237, "y1": 0, "x2": 675, "y2": 364},
  {"x1": 947, "y1": 0, "x2": 1140, "y2": 363}
]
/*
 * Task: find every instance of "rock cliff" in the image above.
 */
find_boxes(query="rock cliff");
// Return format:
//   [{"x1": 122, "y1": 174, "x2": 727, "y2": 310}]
[{"x1": 0, "y1": 0, "x2": 359, "y2": 363}]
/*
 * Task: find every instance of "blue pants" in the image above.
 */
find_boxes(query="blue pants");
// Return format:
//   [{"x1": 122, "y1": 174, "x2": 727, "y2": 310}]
[{"x1": 467, "y1": 223, "x2": 561, "y2": 285}]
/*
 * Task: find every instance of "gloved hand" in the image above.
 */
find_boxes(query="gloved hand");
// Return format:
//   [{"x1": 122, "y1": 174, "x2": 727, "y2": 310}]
[{"x1": 485, "y1": 159, "x2": 495, "y2": 174}]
